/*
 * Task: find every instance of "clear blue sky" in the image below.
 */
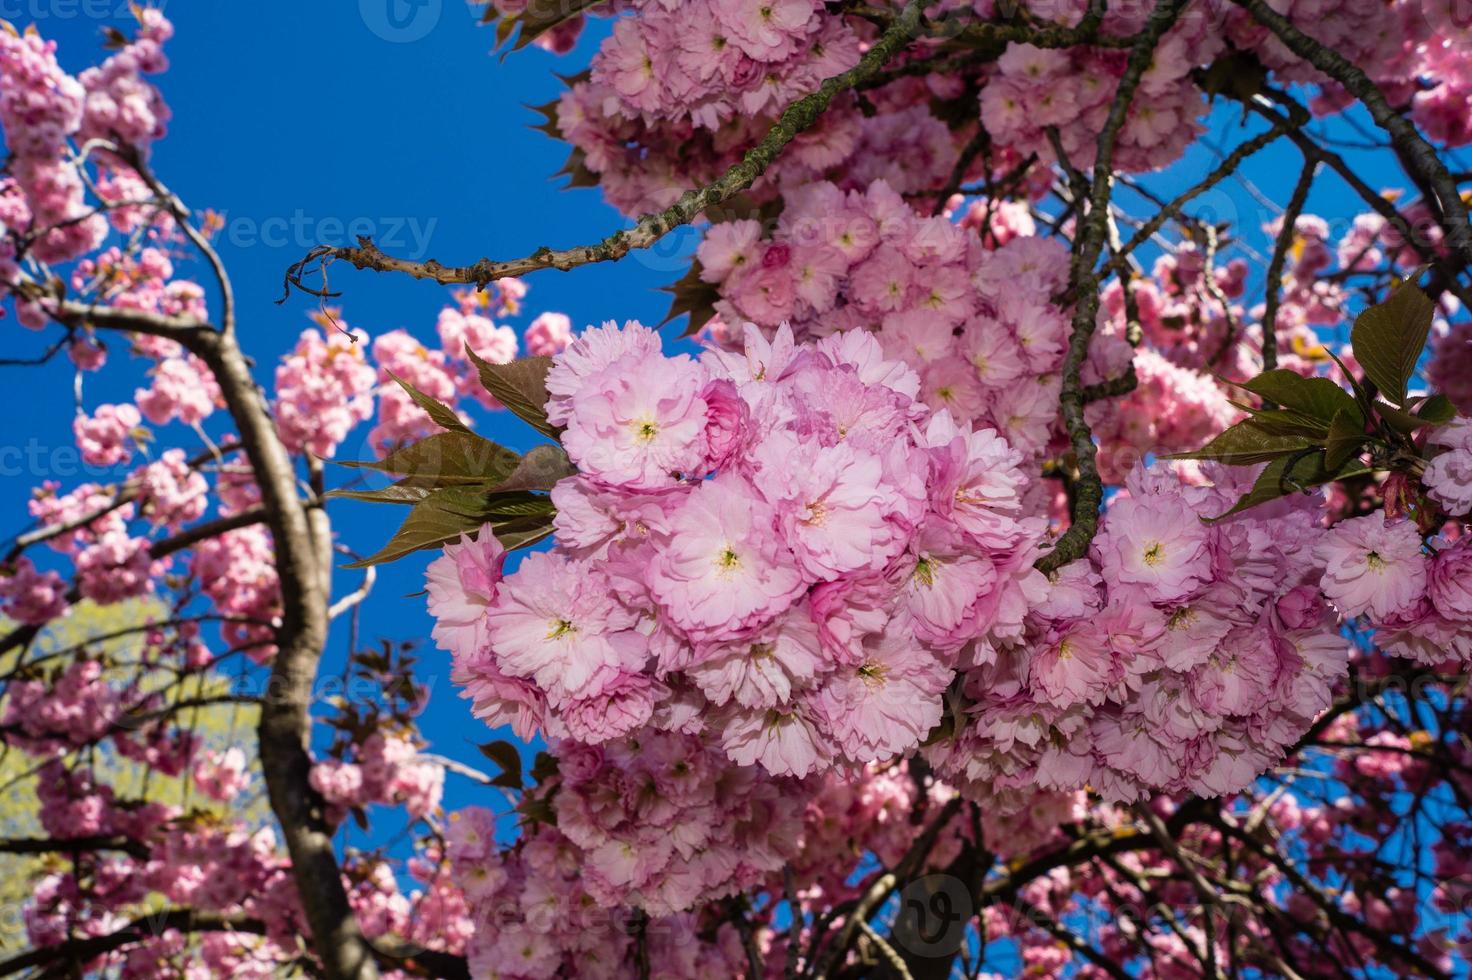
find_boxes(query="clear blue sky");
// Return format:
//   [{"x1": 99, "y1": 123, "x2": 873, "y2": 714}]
[{"x1": 0, "y1": 2, "x2": 1429, "y2": 817}]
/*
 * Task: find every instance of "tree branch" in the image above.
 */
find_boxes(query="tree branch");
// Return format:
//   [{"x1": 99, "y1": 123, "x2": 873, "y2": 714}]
[
  {"x1": 281, "y1": 0, "x2": 931, "y2": 297},
  {"x1": 1036, "y1": 0, "x2": 1189, "y2": 574},
  {"x1": 1232, "y1": 0, "x2": 1472, "y2": 267}
]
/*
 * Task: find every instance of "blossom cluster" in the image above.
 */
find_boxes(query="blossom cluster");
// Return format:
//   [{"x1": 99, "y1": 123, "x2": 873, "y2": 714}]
[
  {"x1": 446, "y1": 806, "x2": 749, "y2": 977},
  {"x1": 1319, "y1": 506, "x2": 1472, "y2": 671},
  {"x1": 553, "y1": 729, "x2": 806, "y2": 914},
  {"x1": 435, "y1": 319, "x2": 1049, "y2": 779},
  {"x1": 591, "y1": 0, "x2": 858, "y2": 130},
  {"x1": 699, "y1": 179, "x2": 1077, "y2": 458},
  {"x1": 309, "y1": 731, "x2": 446, "y2": 821},
  {"x1": 927, "y1": 461, "x2": 1346, "y2": 803},
  {"x1": 0, "y1": 25, "x2": 104, "y2": 265}
]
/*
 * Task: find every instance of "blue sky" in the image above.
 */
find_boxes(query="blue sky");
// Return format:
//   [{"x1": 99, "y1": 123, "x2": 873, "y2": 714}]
[{"x1": 0, "y1": 2, "x2": 1438, "y2": 817}]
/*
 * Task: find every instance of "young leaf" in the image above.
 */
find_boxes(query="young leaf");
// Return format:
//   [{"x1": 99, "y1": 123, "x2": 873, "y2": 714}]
[
  {"x1": 1239, "y1": 370, "x2": 1361, "y2": 425},
  {"x1": 1323, "y1": 408, "x2": 1367, "y2": 470},
  {"x1": 491, "y1": 514, "x2": 555, "y2": 552},
  {"x1": 1414, "y1": 393, "x2": 1457, "y2": 426},
  {"x1": 486, "y1": 0, "x2": 607, "y2": 53},
  {"x1": 1231, "y1": 406, "x2": 1332, "y2": 439},
  {"x1": 338, "y1": 431, "x2": 521, "y2": 487},
  {"x1": 493, "y1": 444, "x2": 577, "y2": 493},
  {"x1": 1374, "y1": 399, "x2": 1451, "y2": 435},
  {"x1": 385, "y1": 370, "x2": 469, "y2": 434},
  {"x1": 1164, "y1": 420, "x2": 1322, "y2": 466},
  {"x1": 342, "y1": 487, "x2": 493, "y2": 568},
  {"x1": 1204, "y1": 452, "x2": 1342, "y2": 523},
  {"x1": 477, "y1": 740, "x2": 524, "y2": 790},
  {"x1": 464, "y1": 347, "x2": 559, "y2": 439},
  {"x1": 324, "y1": 482, "x2": 434, "y2": 505},
  {"x1": 1349, "y1": 282, "x2": 1434, "y2": 406},
  {"x1": 659, "y1": 259, "x2": 722, "y2": 338},
  {"x1": 477, "y1": 493, "x2": 557, "y2": 519}
]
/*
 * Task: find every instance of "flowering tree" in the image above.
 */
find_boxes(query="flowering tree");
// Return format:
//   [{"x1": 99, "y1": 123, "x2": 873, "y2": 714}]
[{"x1": 4, "y1": 0, "x2": 1472, "y2": 977}]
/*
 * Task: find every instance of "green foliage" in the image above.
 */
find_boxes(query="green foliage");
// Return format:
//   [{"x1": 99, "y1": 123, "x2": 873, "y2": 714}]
[
  {"x1": 336, "y1": 361, "x2": 566, "y2": 567},
  {"x1": 477, "y1": 740, "x2": 524, "y2": 790},
  {"x1": 478, "y1": 0, "x2": 608, "y2": 53},
  {"x1": 1349, "y1": 279, "x2": 1434, "y2": 406},
  {"x1": 1168, "y1": 283, "x2": 1447, "y2": 520},
  {"x1": 463, "y1": 347, "x2": 559, "y2": 439}
]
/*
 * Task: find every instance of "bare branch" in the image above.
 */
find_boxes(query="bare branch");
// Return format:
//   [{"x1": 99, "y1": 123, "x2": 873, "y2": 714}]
[{"x1": 281, "y1": 0, "x2": 931, "y2": 297}]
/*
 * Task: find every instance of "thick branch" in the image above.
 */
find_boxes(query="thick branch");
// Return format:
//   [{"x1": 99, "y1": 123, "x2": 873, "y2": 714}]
[
  {"x1": 0, "y1": 835, "x2": 147, "y2": 859},
  {"x1": 186, "y1": 325, "x2": 380, "y2": 980}
]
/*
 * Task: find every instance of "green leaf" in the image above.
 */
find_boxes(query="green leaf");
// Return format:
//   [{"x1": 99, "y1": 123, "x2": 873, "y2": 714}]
[
  {"x1": 477, "y1": 740, "x2": 524, "y2": 790},
  {"x1": 342, "y1": 487, "x2": 493, "y2": 568},
  {"x1": 385, "y1": 370, "x2": 468, "y2": 434},
  {"x1": 1164, "y1": 420, "x2": 1322, "y2": 466},
  {"x1": 1230, "y1": 405, "x2": 1332, "y2": 439},
  {"x1": 491, "y1": 514, "x2": 555, "y2": 552},
  {"x1": 1349, "y1": 282, "x2": 1434, "y2": 406},
  {"x1": 1415, "y1": 393, "x2": 1457, "y2": 426},
  {"x1": 338, "y1": 431, "x2": 521, "y2": 487},
  {"x1": 1374, "y1": 399, "x2": 1448, "y2": 435},
  {"x1": 1323, "y1": 409, "x2": 1367, "y2": 470},
  {"x1": 529, "y1": 751, "x2": 559, "y2": 784},
  {"x1": 324, "y1": 482, "x2": 434, "y2": 505},
  {"x1": 494, "y1": 444, "x2": 577, "y2": 493},
  {"x1": 478, "y1": 493, "x2": 557, "y2": 519},
  {"x1": 1204, "y1": 452, "x2": 1343, "y2": 523},
  {"x1": 484, "y1": 0, "x2": 607, "y2": 53},
  {"x1": 464, "y1": 348, "x2": 559, "y2": 439},
  {"x1": 1240, "y1": 370, "x2": 1361, "y2": 425}
]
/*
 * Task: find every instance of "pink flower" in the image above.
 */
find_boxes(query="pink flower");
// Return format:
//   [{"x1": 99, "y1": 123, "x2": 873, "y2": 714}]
[
  {"x1": 1031, "y1": 625, "x2": 1114, "y2": 709},
  {"x1": 1424, "y1": 418, "x2": 1472, "y2": 516},
  {"x1": 810, "y1": 616, "x2": 948, "y2": 762},
  {"x1": 544, "y1": 319, "x2": 662, "y2": 427},
  {"x1": 450, "y1": 655, "x2": 547, "y2": 741},
  {"x1": 485, "y1": 552, "x2": 642, "y2": 702},
  {"x1": 73, "y1": 403, "x2": 142, "y2": 467},
  {"x1": 556, "y1": 672, "x2": 666, "y2": 743},
  {"x1": 193, "y1": 748, "x2": 249, "y2": 802},
  {"x1": 0, "y1": 558, "x2": 69, "y2": 626},
  {"x1": 1316, "y1": 515, "x2": 1427, "y2": 620},
  {"x1": 524, "y1": 312, "x2": 574, "y2": 357},
  {"x1": 649, "y1": 474, "x2": 805, "y2": 640},
  {"x1": 1428, "y1": 537, "x2": 1472, "y2": 622},
  {"x1": 720, "y1": 704, "x2": 828, "y2": 777},
  {"x1": 561, "y1": 351, "x2": 710, "y2": 489},
  {"x1": 687, "y1": 605, "x2": 824, "y2": 709},
  {"x1": 922, "y1": 413, "x2": 1030, "y2": 548},
  {"x1": 425, "y1": 526, "x2": 506, "y2": 659},
  {"x1": 1095, "y1": 489, "x2": 1212, "y2": 605},
  {"x1": 756, "y1": 437, "x2": 902, "y2": 580},
  {"x1": 899, "y1": 527, "x2": 999, "y2": 652}
]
